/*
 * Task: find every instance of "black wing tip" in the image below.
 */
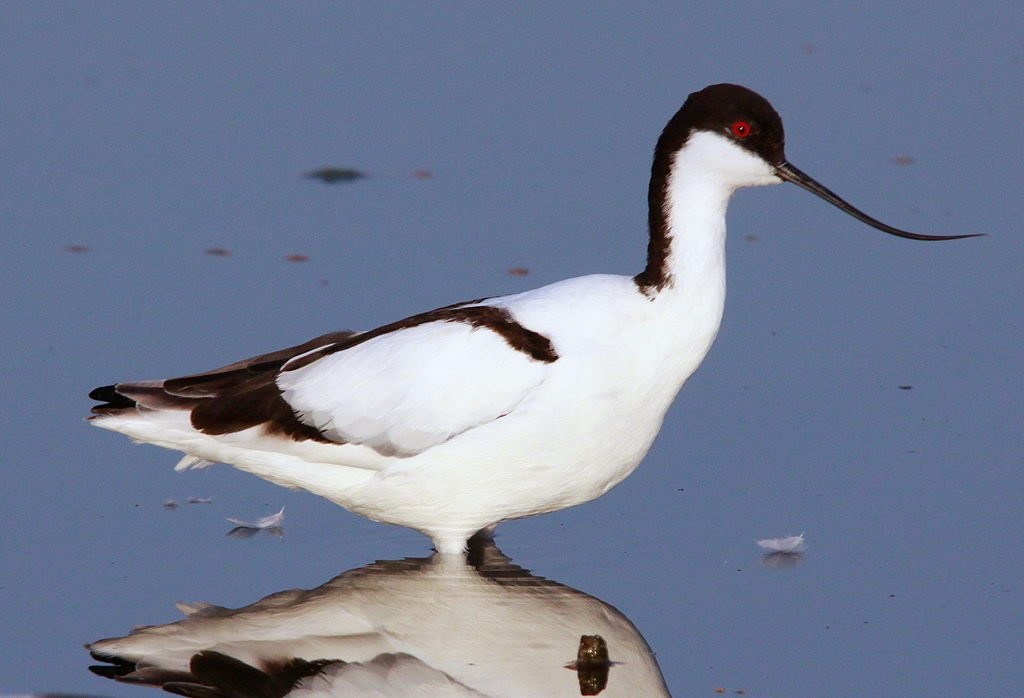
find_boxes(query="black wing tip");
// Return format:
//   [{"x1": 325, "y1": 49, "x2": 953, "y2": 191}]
[
  {"x1": 89, "y1": 384, "x2": 137, "y2": 413},
  {"x1": 87, "y1": 648, "x2": 137, "y2": 679}
]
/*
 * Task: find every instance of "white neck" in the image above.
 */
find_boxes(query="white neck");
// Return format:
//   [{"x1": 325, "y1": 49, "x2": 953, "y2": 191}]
[
  {"x1": 641, "y1": 131, "x2": 780, "y2": 297},
  {"x1": 631, "y1": 133, "x2": 781, "y2": 390},
  {"x1": 659, "y1": 152, "x2": 732, "y2": 297}
]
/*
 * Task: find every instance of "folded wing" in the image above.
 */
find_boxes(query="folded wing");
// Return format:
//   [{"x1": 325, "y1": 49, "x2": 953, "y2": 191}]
[
  {"x1": 90, "y1": 303, "x2": 558, "y2": 459},
  {"x1": 278, "y1": 313, "x2": 555, "y2": 456}
]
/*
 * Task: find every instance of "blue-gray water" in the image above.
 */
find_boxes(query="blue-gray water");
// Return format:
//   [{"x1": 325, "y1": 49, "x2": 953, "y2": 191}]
[{"x1": 2, "y1": 4, "x2": 1021, "y2": 696}]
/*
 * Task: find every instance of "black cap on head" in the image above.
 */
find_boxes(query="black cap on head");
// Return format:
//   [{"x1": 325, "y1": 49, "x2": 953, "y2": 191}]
[{"x1": 657, "y1": 83, "x2": 786, "y2": 166}]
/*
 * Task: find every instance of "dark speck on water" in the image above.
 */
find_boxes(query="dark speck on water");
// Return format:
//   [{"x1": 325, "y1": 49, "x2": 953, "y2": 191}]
[{"x1": 304, "y1": 167, "x2": 367, "y2": 184}]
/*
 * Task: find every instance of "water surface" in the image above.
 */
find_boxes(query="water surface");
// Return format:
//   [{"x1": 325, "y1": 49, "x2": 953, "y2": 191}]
[{"x1": 2, "y1": 4, "x2": 1022, "y2": 696}]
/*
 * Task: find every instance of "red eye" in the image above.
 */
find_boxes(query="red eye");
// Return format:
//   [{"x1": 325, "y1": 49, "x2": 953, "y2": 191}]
[{"x1": 730, "y1": 120, "x2": 752, "y2": 138}]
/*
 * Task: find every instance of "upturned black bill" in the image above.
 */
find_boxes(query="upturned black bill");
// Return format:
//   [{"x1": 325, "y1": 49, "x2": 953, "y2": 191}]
[{"x1": 775, "y1": 161, "x2": 982, "y2": 241}]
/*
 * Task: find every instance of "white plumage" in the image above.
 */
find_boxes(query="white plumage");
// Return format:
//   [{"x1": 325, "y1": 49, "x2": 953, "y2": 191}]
[{"x1": 279, "y1": 310, "x2": 549, "y2": 456}]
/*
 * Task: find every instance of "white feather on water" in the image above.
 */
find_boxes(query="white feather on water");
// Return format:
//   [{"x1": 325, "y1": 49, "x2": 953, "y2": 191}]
[
  {"x1": 227, "y1": 506, "x2": 285, "y2": 529},
  {"x1": 756, "y1": 532, "x2": 806, "y2": 553}
]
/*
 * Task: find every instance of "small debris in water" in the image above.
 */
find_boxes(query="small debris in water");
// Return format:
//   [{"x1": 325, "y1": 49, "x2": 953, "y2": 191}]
[
  {"x1": 304, "y1": 167, "x2": 367, "y2": 184},
  {"x1": 565, "y1": 634, "x2": 610, "y2": 696},
  {"x1": 188, "y1": 496, "x2": 213, "y2": 504},
  {"x1": 898, "y1": 385, "x2": 913, "y2": 390},
  {"x1": 507, "y1": 267, "x2": 530, "y2": 277},
  {"x1": 890, "y1": 155, "x2": 916, "y2": 166},
  {"x1": 227, "y1": 506, "x2": 284, "y2": 530},
  {"x1": 757, "y1": 532, "x2": 806, "y2": 553},
  {"x1": 575, "y1": 634, "x2": 609, "y2": 666},
  {"x1": 285, "y1": 254, "x2": 310, "y2": 263},
  {"x1": 63, "y1": 244, "x2": 91, "y2": 254},
  {"x1": 227, "y1": 506, "x2": 285, "y2": 538},
  {"x1": 205, "y1": 247, "x2": 231, "y2": 257},
  {"x1": 411, "y1": 169, "x2": 433, "y2": 179},
  {"x1": 162, "y1": 499, "x2": 179, "y2": 510}
]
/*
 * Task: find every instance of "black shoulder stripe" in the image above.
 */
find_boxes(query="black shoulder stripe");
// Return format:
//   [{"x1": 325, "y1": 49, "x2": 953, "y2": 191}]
[
  {"x1": 285, "y1": 303, "x2": 558, "y2": 371},
  {"x1": 446, "y1": 305, "x2": 559, "y2": 363}
]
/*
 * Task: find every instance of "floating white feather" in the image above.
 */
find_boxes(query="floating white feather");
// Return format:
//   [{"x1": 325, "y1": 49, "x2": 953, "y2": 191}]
[{"x1": 756, "y1": 532, "x2": 806, "y2": 553}]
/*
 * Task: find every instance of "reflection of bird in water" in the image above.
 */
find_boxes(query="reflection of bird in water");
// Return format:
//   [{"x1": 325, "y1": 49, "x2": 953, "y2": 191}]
[
  {"x1": 88, "y1": 84, "x2": 976, "y2": 553},
  {"x1": 88, "y1": 539, "x2": 669, "y2": 696}
]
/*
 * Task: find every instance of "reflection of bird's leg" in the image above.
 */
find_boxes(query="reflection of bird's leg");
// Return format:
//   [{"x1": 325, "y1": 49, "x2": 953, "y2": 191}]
[{"x1": 465, "y1": 527, "x2": 501, "y2": 567}]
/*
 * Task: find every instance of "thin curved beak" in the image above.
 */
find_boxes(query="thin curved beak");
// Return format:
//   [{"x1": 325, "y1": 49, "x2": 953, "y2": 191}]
[{"x1": 774, "y1": 161, "x2": 983, "y2": 241}]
